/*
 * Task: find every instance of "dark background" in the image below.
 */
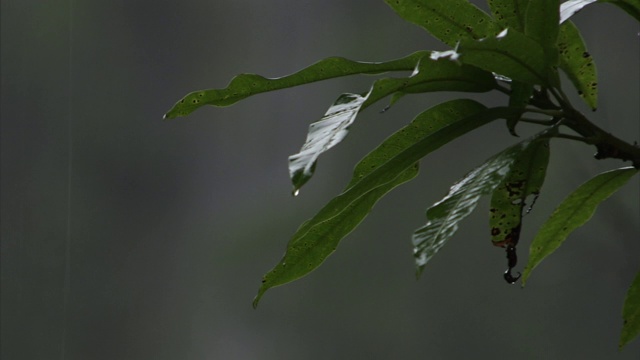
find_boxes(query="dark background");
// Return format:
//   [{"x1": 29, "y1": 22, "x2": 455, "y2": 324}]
[{"x1": 2, "y1": 1, "x2": 639, "y2": 359}]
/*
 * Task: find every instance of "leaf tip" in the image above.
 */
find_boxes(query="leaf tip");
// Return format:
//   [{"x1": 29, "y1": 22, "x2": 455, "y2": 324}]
[{"x1": 252, "y1": 289, "x2": 265, "y2": 309}]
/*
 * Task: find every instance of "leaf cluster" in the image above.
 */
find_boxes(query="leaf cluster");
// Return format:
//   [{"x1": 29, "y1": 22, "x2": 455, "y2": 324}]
[{"x1": 165, "y1": 0, "x2": 640, "y2": 348}]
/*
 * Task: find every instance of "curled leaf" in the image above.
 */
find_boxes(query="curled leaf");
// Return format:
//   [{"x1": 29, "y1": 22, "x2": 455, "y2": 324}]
[{"x1": 289, "y1": 93, "x2": 367, "y2": 192}]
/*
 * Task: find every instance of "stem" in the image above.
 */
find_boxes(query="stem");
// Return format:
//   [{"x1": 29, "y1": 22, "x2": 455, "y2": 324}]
[
  {"x1": 524, "y1": 108, "x2": 563, "y2": 117},
  {"x1": 520, "y1": 118, "x2": 558, "y2": 126},
  {"x1": 561, "y1": 106, "x2": 640, "y2": 167}
]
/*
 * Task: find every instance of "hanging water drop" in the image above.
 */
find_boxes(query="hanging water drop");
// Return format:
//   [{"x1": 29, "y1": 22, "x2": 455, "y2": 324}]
[{"x1": 293, "y1": 189, "x2": 300, "y2": 197}]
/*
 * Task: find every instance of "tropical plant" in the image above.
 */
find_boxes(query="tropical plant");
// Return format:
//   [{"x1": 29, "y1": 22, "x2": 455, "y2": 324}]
[{"x1": 164, "y1": 0, "x2": 640, "y2": 348}]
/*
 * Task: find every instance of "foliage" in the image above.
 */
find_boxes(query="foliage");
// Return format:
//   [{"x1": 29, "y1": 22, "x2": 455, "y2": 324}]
[{"x1": 165, "y1": 0, "x2": 640, "y2": 348}]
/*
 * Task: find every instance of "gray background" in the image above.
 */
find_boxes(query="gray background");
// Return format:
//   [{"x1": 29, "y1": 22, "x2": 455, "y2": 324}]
[{"x1": 2, "y1": 1, "x2": 639, "y2": 359}]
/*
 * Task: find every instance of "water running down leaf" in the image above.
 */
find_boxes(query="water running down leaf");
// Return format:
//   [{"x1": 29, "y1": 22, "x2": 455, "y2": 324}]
[
  {"x1": 413, "y1": 131, "x2": 553, "y2": 277},
  {"x1": 254, "y1": 100, "x2": 519, "y2": 307}
]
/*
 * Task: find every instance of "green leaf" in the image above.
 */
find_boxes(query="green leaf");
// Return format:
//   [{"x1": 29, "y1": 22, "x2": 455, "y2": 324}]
[
  {"x1": 522, "y1": 167, "x2": 639, "y2": 284},
  {"x1": 254, "y1": 100, "x2": 518, "y2": 307},
  {"x1": 384, "y1": 0, "x2": 497, "y2": 47},
  {"x1": 288, "y1": 56, "x2": 498, "y2": 191},
  {"x1": 458, "y1": 28, "x2": 549, "y2": 85},
  {"x1": 413, "y1": 132, "x2": 549, "y2": 277},
  {"x1": 507, "y1": 81, "x2": 534, "y2": 135},
  {"x1": 489, "y1": 138, "x2": 551, "y2": 247},
  {"x1": 620, "y1": 269, "x2": 640, "y2": 349},
  {"x1": 525, "y1": 0, "x2": 560, "y2": 65},
  {"x1": 558, "y1": 20, "x2": 598, "y2": 110},
  {"x1": 603, "y1": 0, "x2": 640, "y2": 22},
  {"x1": 289, "y1": 93, "x2": 367, "y2": 192},
  {"x1": 163, "y1": 51, "x2": 428, "y2": 119},
  {"x1": 488, "y1": 0, "x2": 529, "y2": 31},
  {"x1": 377, "y1": 53, "x2": 498, "y2": 110}
]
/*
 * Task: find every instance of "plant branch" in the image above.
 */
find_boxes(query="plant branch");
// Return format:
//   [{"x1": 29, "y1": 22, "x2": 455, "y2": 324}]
[{"x1": 561, "y1": 107, "x2": 640, "y2": 167}]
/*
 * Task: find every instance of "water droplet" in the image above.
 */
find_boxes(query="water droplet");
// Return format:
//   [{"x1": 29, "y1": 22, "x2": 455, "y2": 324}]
[{"x1": 293, "y1": 189, "x2": 300, "y2": 197}]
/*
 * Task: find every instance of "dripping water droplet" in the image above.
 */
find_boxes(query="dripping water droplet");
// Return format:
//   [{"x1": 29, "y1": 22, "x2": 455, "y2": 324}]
[{"x1": 293, "y1": 189, "x2": 300, "y2": 197}]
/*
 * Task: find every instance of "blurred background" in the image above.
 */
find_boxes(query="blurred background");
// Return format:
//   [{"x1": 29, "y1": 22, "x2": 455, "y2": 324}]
[{"x1": 1, "y1": 1, "x2": 639, "y2": 359}]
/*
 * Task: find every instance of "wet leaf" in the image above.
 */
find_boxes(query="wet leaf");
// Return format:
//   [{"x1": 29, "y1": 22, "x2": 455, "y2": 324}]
[
  {"x1": 487, "y1": 0, "x2": 528, "y2": 31},
  {"x1": 288, "y1": 93, "x2": 367, "y2": 192},
  {"x1": 254, "y1": 100, "x2": 518, "y2": 307},
  {"x1": 288, "y1": 56, "x2": 497, "y2": 191},
  {"x1": 163, "y1": 51, "x2": 428, "y2": 119},
  {"x1": 458, "y1": 28, "x2": 549, "y2": 85},
  {"x1": 620, "y1": 269, "x2": 640, "y2": 349},
  {"x1": 489, "y1": 138, "x2": 551, "y2": 247},
  {"x1": 384, "y1": 0, "x2": 497, "y2": 47},
  {"x1": 522, "y1": 167, "x2": 639, "y2": 284},
  {"x1": 560, "y1": 0, "x2": 597, "y2": 23},
  {"x1": 413, "y1": 133, "x2": 547, "y2": 277}
]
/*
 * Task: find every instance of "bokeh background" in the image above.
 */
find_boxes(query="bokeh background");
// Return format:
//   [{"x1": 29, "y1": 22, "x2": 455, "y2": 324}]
[{"x1": 2, "y1": 1, "x2": 639, "y2": 359}]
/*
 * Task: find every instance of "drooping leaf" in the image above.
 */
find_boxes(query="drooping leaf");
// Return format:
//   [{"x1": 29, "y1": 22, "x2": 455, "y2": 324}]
[
  {"x1": 522, "y1": 167, "x2": 639, "y2": 284},
  {"x1": 384, "y1": 0, "x2": 497, "y2": 47},
  {"x1": 254, "y1": 100, "x2": 519, "y2": 307},
  {"x1": 507, "y1": 81, "x2": 534, "y2": 135},
  {"x1": 413, "y1": 133, "x2": 547, "y2": 277},
  {"x1": 620, "y1": 269, "x2": 640, "y2": 349},
  {"x1": 525, "y1": 0, "x2": 560, "y2": 65},
  {"x1": 558, "y1": 21, "x2": 598, "y2": 110},
  {"x1": 289, "y1": 93, "x2": 367, "y2": 192},
  {"x1": 489, "y1": 138, "x2": 551, "y2": 247},
  {"x1": 487, "y1": 0, "x2": 529, "y2": 31},
  {"x1": 559, "y1": 0, "x2": 598, "y2": 23},
  {"x1": 288, "y1": 56, "x2": 498, "y2": 191},
  {"x1": 458, "y1": 28, "x2": 549, "y2": 85},
  {"x1": 163, "y1": 51, "x2": 428, "y2": 119},
  {"x1": 603, "y1": 0, "x2": 640, "y2": 22}
]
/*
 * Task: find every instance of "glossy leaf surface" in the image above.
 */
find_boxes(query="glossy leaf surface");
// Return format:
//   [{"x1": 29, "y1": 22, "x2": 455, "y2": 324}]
[
  {"x1": 489, "y1": 138, "x2": 550, "y2": 247},
  {"x1": 413, "y1": 136, "x2": 538, "y2": 277},
  {"x1": 522, "y1": 167, "x2": 639, "y2": 284},
  {"x1": 620, "y1": 269, "x2": 640, "y2": 348},
  {"x1": 562, "y1": 0, "x2": 639, "y2": 22},
  {"x1": 384, "y1": 0, "x2": 497, "y2": 47},
  {"x1": 163, "y1": 51, "x2": 428, "y2": 119},
  {"x1": 254, "y1": 100, "x2": 517, "y2": 306},
  {"x1": 458, "y1": 28, "x2": 549, "y2": 85},
  {"x1": 287, "y1": 56, "x2": 498, "y2": 191},
  {"x1": 289, "y1": 93, "x2": 367, "y2": 192},
  {"x1": 558, "y1": 21, "x2": 598, "y2": 109},
  {"x1": 560, "y1": 0, "x2": 597, "y2": 23}
]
